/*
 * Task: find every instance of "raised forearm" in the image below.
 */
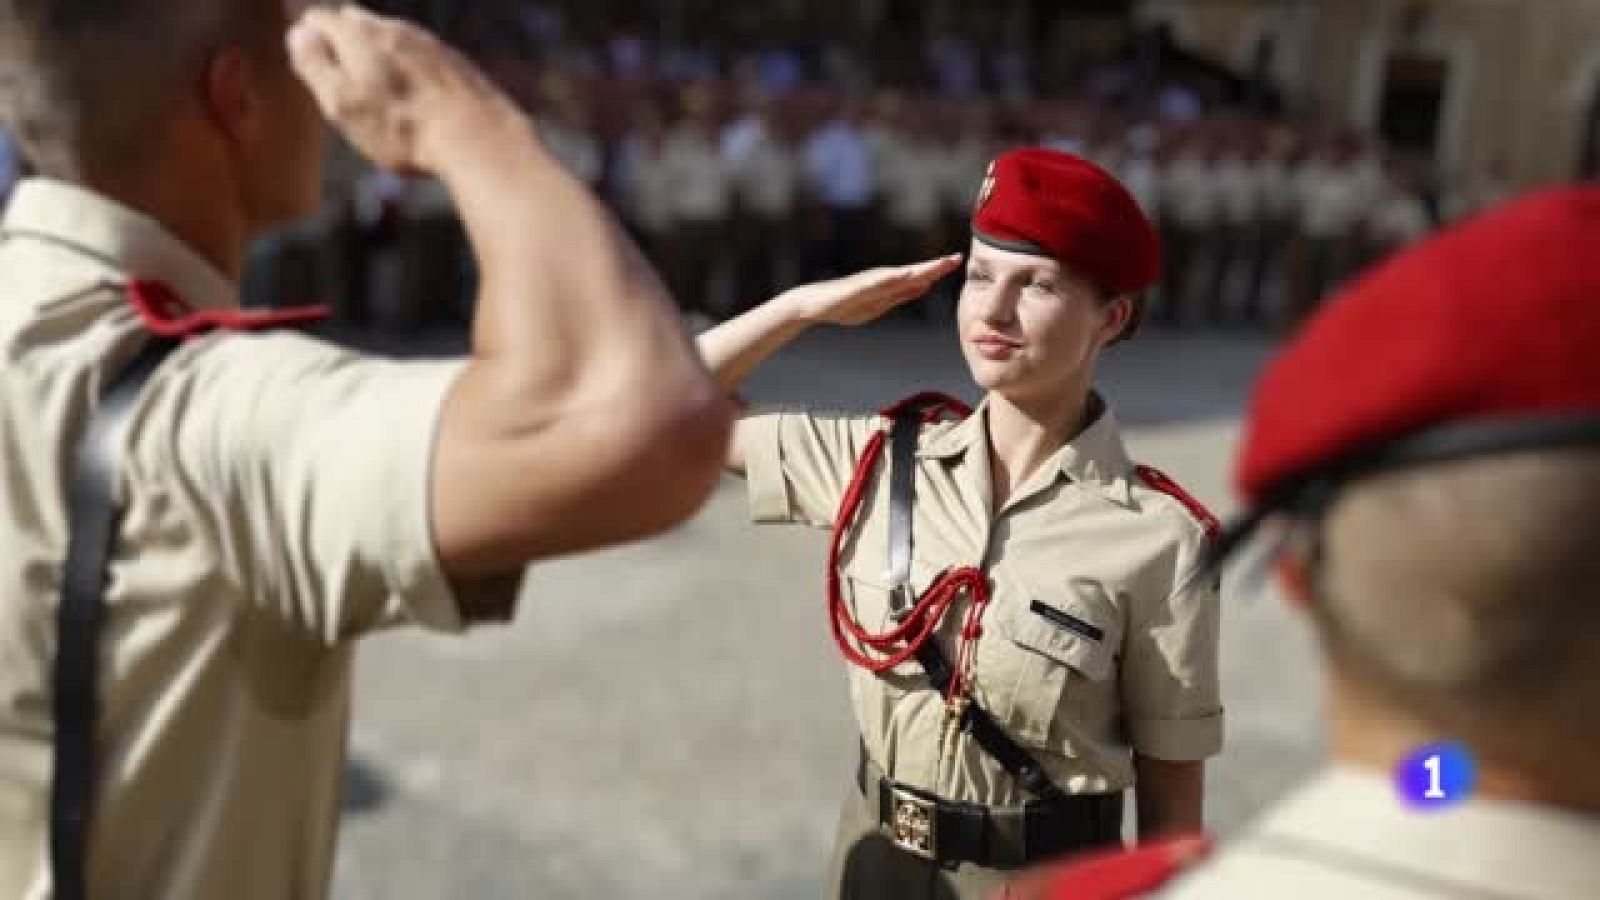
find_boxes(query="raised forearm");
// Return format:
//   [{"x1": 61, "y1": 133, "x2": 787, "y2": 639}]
[
  {"x1": 696, "y1": 294, "x2": 812, "y2": 395},
  {"x1": 442, "y1": 115, "x2": 702, "y2": 408}
]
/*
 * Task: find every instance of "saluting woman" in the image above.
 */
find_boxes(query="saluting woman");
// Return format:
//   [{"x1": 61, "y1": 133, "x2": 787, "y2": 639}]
[{"x1": 699, "y1": 148, "x2": 1223, "y2": 899}]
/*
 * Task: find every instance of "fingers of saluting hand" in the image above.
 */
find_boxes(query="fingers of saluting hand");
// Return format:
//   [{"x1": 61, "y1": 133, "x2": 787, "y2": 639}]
[
  {"x1": 887, "y1": 253, "x2": 965, "y2": 301},
  {"x1": 286, "y1": 14, "x2": 342, "y2": 111}
]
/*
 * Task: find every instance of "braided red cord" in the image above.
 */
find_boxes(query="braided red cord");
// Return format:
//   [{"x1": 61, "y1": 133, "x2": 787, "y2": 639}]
[{"x1": 825, "y1": 393, "x2": 992, "y2": 701}]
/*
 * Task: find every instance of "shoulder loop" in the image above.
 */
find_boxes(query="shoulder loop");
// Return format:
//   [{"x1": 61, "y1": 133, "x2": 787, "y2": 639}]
[
  {"x1": 1030, "y1": 834, "x2": 1213, "y2": 900},
  {"x1": 126, "y1": 279, "x2": 330, "y2": 339},
  {"x1": 1135, "y1": 464, "x2": 1221, "y2": 539}
]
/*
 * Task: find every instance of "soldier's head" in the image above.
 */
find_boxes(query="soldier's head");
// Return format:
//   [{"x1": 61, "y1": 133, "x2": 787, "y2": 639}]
[
  {"x1": 1220, "y1": 186, "x2": 1600, "y2": 806},
  {"x1": 1300, "y1": 452, "x2": 1600, "y2": 787},
  {"x1": 0, "y1": 0, "x2": 325, "y2": 234},
  {"x1": 959, "y1": 148, "x2": 1157, "y2": 405}
]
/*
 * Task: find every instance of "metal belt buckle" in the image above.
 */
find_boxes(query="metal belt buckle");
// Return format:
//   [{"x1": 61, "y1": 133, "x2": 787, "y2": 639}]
[{"x1": 888, "y1": 785, "x2": 938, "y2": 860}]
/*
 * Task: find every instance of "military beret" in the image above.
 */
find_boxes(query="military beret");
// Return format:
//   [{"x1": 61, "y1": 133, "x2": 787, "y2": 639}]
[
  {"x1": 971, "y1": 148, "x2": 1161, "y2": 297},
  {"x1": 1213, "y1": 186, "x2": 1600, "y2": 564}
]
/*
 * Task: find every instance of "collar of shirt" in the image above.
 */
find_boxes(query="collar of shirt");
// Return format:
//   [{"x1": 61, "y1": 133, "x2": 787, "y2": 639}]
[
  {"x1": 916, "y1": 393, "x2": 1136, "y2": 509},
  {"x1": 1249, "y1": 764, "x2": 1600, "y2": 899},
  {"x1": 1, "y1": 178, "x2": 238, "y2": 311}
]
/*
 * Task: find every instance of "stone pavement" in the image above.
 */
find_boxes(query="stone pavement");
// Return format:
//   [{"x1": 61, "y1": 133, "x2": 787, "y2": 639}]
[{"x1": 330, "y1": 322, "x2": 1325, "y2": 899}]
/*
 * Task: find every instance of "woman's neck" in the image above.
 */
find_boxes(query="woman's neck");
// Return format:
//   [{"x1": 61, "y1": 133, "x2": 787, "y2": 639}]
[{"x1": 985, "y1": 387, "x2": 1093, "y2": 512}]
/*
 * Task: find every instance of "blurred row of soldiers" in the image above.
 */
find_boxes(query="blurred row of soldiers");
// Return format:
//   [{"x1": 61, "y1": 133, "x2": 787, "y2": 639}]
[{"x1": 252, "y1": 79, "x2": 1515, "y2": 333}]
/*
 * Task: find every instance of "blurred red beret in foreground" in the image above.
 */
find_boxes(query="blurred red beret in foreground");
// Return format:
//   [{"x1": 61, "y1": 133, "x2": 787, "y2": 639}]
[
  {"x1": 971, "y1": 148, "x2": 1160, "y2": 297},
  {"x1": 1231, "y1": 186, "x2": 1600, "y2": 534}
]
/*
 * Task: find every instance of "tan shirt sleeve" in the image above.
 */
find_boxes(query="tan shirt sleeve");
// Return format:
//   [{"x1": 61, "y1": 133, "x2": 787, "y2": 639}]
[
  {"x1": 1120, "y1": 525, "x2": 1224, "y2": 761},
  {"x1": 138, "y1": 331, "x2": 515, "y2": 641},
  {"x1": 737, "y1": 407, "x2": 884, "y2": 529}
]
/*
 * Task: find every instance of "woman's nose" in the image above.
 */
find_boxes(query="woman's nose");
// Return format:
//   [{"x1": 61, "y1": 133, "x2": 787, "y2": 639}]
[{"x1": 967, "y1": 281, "x2": 1019, "y2": 325}]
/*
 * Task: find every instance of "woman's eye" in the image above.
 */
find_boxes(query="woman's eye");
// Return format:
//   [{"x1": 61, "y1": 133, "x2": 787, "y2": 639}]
[
  {"x1": 1028, "y1": 280, "x2": 1057, "y2": 293},
  {"x1": 967, "y1": 270, "x2": 991, "y2": 283}
]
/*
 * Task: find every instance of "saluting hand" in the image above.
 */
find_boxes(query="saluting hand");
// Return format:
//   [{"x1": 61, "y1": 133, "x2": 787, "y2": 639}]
[
  {"x1": 780, "y1": 255, "x2": 965, "y2": 327},
  {"x1": 285, "y1": 5, "x2": 528, "y2": 175}
]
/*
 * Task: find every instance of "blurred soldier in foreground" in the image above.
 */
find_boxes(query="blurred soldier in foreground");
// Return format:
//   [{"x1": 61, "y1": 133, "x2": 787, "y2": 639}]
[
  {"x1": 1007, "y1": 186, "x2": 1600, "y2": 898},
  {"x1": 0, "y1": 4, "x2": 730, "y2": 897}
]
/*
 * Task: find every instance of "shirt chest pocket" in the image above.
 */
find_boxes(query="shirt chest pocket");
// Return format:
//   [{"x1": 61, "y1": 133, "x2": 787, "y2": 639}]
[
  {"x1": 840, "y1": 565, "x2": 935, "y2": 685},
  {"x1": 978, "y1": 579, "x2": 1123, "y2": 748}
]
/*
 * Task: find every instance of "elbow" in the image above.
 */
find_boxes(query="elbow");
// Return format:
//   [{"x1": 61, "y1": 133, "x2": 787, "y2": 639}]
[{"x1": 604, "y1": 382, "x2": 736, "y2": 538}]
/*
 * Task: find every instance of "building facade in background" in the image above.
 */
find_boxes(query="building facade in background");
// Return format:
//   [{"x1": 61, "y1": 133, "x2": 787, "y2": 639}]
[{"x1": 1147, "y1": 0, "x2": 1600, "y2": 187}]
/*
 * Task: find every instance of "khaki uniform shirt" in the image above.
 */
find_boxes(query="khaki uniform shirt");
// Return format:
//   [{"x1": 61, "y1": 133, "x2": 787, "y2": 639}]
[
  {"x1": 1163, "y1": 156, "x2": 1223, "y2": 229},
  {"x1": 661, "y1": 128, "x2": 732, "y2": 223},
  {"x1": 732, "y1": 134, "x2": 799, "y2": 221},
  {"x1": 0, "y1": 180, "x2": 516, "y2": 899},
  {"x1": 740, "y1": 398, "x2": 1223, "y2": 805},
  {"x1": 938, "y1": 138, "x2": 994, "y2": 217},
  {"x1": 877, "y1": 138, "x2": 947, "y2": 229},
  {"x1": 1254, "y1": 158, "x2": 1298, "y2": 223},
  {"x1": 1297, "y1": 160, "x2": 1375, "y2": 239},
  {"x1": 1214, "y1": 157, "x2": 1260, "y2": 228},
  {"x1": 1165, "y1": 766, "x2": 1600, "y2": 899}
]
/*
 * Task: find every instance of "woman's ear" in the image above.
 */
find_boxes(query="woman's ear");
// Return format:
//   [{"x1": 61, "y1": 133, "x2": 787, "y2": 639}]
[{"x1": 1097, "y1": 293, "x2": 1134, "y2": 347}]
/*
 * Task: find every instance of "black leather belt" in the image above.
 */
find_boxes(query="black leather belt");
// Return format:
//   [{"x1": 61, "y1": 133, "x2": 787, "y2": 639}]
[{"x1": 855, "y1": 745, "x2": 1123, "y2": 869}]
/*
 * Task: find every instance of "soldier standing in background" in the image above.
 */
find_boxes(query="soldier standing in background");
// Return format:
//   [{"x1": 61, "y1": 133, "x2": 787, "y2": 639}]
[
  {"x1": 729, "y1": 97, "x2": 801, "y2": 313},
  {"x1": 1160, "y1": 128, "x2": 1222, "y2": 326},
  {"x1": 661, "y1": 86, "x2": 733, "y2": 321},
  {"x1": 1245, "y1": 123, "x2": 1300, "y2": 328},
  {"x1": 614, "y1": 100, "x2": 674, "y2": 270},
  {"x1": 1292, "y1": 134, "x2": 1370, "y2": 325},
  {"x1": 877, "y1": 113, "x2": 950, "y2": 318},
  {"x1": 1208, "y1": 124, "x2": 1261, "y2": 326}
]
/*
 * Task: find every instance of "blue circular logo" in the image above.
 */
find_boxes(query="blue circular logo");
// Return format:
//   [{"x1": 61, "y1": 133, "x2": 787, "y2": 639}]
[{"x1": 1394, "y1": 742, "x2": 1477, "y2": 811}]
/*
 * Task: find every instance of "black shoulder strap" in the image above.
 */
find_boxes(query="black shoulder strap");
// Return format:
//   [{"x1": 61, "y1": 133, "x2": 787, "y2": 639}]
[
  {"x1": 887, "y1": 406, "x2": 1070, "y2": 805},
  {"x1": 885, "y1": 411, "x2": 921, "y2": 611},
  {"x1": 51, "y1": 336, "x2": 180, "y2": 900}
]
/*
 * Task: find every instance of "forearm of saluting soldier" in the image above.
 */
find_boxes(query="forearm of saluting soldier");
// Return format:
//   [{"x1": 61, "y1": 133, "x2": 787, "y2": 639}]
[
  {"x1": 1134, "y1": 756, "x2": 1205, "y2": 839},
  {"x1": 431, "y1": 109, "x2": 733, "y2": 571},
  {"x1": 698, "y1": 296, "x2": 813, "y2": 476},
  {"x1": 289, "y1": 8, "x2": 732, "y2": 577},
  {"x1": 703, "y1": 256, "x2": 963, "y2": 475}
]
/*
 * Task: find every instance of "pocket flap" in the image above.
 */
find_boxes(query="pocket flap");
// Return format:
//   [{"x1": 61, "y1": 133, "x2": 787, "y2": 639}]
[{"x1": 993, "y1": 582, "x2": 1119, "y2": 682}]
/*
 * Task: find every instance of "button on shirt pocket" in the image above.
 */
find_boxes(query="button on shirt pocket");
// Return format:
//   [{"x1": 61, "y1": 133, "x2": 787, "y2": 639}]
[{"x1": 979, "y1": 579, "x2": 1123, "y2": 749}]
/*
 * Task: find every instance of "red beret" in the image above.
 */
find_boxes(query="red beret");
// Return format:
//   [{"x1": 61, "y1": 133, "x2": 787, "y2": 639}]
[
  {"x1": 1232, "y1": 186, "x2": 1600, "y2": 530},
  {"x1": 971, "y1": 148, "x2": 1160, "y2": 296}
]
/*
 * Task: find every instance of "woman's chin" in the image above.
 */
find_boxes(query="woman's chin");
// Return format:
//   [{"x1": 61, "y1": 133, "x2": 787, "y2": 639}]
[{"x1": 966, "y1": 357, "x2": 1026, "y2": 392}]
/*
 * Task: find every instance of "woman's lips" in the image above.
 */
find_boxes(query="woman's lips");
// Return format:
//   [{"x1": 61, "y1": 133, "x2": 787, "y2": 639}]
[{"x1": 973, "y1": 336, "x2": 1021, "y2": 360}]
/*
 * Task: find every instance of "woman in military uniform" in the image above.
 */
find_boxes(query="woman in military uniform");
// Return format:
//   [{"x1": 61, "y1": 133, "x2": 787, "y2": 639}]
[{"x1": 699, "y1": 148, "x2": 1223, "y2": 899}]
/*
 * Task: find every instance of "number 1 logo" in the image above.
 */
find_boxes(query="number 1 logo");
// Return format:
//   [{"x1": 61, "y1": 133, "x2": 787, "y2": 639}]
[
  {"x1": 1397, "y1": 742, "x2": 1476, "y2": 810},
  {"x1": 1423, "y1": 754, "x2": 1445, "y2": 799}
]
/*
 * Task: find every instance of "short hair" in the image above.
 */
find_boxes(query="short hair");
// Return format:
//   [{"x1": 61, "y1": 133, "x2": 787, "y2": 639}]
[
  {"x1": 0, "y1": 1, "x2": 277, "y2": 176},
  {"x1": 1305, "y1": 450, "x2": 1600, "y2": 753}
]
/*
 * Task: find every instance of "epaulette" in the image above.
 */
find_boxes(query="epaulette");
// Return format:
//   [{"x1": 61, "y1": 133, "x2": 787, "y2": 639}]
[
  {"x1": 127, "y1": 279, "x2": 329, "y2": 338},
  {"x1": 1135, "y1": 465, "x2": 1220, "y2": 540}
]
